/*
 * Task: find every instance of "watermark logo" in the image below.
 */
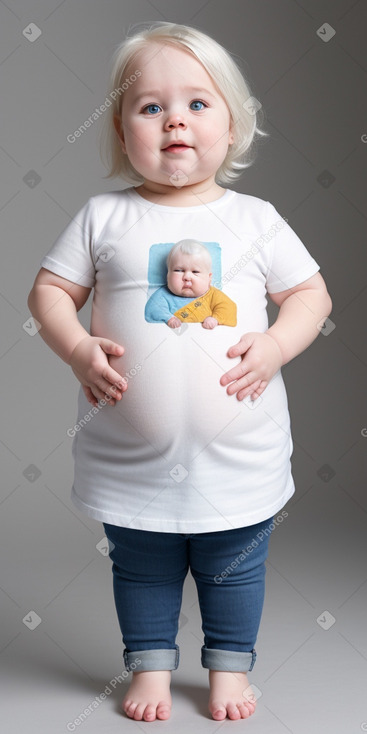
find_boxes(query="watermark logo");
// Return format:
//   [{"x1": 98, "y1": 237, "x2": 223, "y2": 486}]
[
  {"x1": 66, "y1": 659, "x2": 142, "y2": 731},
  {"x1": 22, "y1": 23, "x2": 42, "y2": 42},
  {"x1": 67, "y1": 71, "x2": 141, "y2": 143},
  {"x1": 23, "y1": 611, "x2": 42, "y2": 630},
  {"x1": 317, "y1": 464, "x2": 335, "y2": 482},
  {"x1": 23, "y1": 316, "x2": 41, "y2": 335},
  {"x1": 214, "y1": 511, "x2": 288, "y2": 584},
  {"x1": 316, "y1": 610, "x2": 335, "y2": 630},
  {"x1": 96, "y1": 243, "x2": 115, "y2": 263},
  {"x1": 243, "y1": 683, "x2": 262, "y2": 703},
  {"x1": 242, "y1": 394, "x2": 263, "y2": 410},
  {"x1": 169, "y1": 463, "x2": 188, "y2": 483},
  {"x1": 23, "y1": 464, "x2": 41, "y2": 482},
  {"x1": 66, "y1": 364, "x2": 141, "y2": 437},
  {"x1": 169, "y1": 170, "x2": 189, "y2": 187},
  {"x1": 96, "y1": 537, "x2": 114, "y2": 556},
  {"x1": 317, "y1": 316, "x2": 335, "y2": 335},
  {"x1": 218, "y1": 218, "x2": 287, "y2": 289},
  {"x1": 243, "y1": 97, "x2": 262, "y2": 115},
  {"x1": 317, "y1": 170, "x2": 336, "y2": 188},
  {"x1": 316, "y1": 23, "x2": 336, "y2": 42},
  {"x1": 23, "y1": 170, "x2": 41, "y2": 188}
]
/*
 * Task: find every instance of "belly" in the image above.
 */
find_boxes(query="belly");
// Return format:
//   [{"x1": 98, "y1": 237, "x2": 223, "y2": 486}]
[
  {"x1": 106, "y1": 322, "x2": 271, "y2": 454},
  {"x1": 109, "y1": 324, "x2": 241, "y2": 450}
]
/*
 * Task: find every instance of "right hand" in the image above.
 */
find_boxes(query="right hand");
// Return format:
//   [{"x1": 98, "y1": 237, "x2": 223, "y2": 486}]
[
  {"x1": 69, "y1": 336, "x2": 127, "y2": 407},
  {"x1": 167, "y1": 316, "x2": 182, "y2": 328}
]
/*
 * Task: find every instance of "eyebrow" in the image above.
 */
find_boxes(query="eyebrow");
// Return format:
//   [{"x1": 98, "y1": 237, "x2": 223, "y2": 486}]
[{"x1": 131, "y1": 87, "x2": 217, "y2": 104}]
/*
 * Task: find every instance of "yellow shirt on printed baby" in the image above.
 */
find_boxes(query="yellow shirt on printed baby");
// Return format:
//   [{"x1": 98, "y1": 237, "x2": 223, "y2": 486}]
[
  {"x1": 165, "y1": 240, "x2": 237, "y2": 329},
  {"x1": 174, "y1": 285, "x2": 237, "y2": 326}
]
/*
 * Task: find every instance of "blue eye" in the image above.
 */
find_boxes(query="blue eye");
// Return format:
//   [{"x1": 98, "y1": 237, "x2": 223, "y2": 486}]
[
  {"x1": 143, "y1": 104, "x2": 161, "y2": 114},
  {"x1": 190, "y1": 100, "x2": 206, "y2": 111}
]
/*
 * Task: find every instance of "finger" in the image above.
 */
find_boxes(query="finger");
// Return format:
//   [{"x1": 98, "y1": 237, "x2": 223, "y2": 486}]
[
  {"x1": 246, "y1": 381, "x2": 268, "y2": 402},
  {"x1": 92, "y1": 382, "x2": 116, "y2": 405},
  {"x1": 226, "y1": 344, "x2": 245, "y2": 358},
  {"x1": 238, "y1": 379, "x2": 263, "y2": 401},
  {"x1": 95, "y1": 376, "x2": 124, "y2": 401},
  {"x1": 99, "y1": 339, "x2": 125, "y2": 357},
  {"x1": 83, "y1": 383, "x2": 116, "y2": 407},
  {"x1": 251, "y1": 380, "x2": 268, "y2": 398},
  {"x1": 226, "y1": 335, "x2": 252, "y2": 358},
  {"x1": 83, "y1": 386, "x2": 97, "y2": 406},
  {"x1": 104, "y1": 367, "x2": 128, "y2": 391},
  {"x1": 224, "y1": 370, "x2": 259, "y2": 395},
  {"x1": 237, "y1": 378, "x2": 263, "y2": 399},
  {"x1": 220, "y1": 361, "x2": 251, "y2": 387}
]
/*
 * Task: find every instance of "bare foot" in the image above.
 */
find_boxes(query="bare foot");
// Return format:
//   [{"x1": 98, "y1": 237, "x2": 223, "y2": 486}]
[
  {"x1": 122, "y1": 670, "x2": 172, "y2": 721},
  {"x1": 208, "y1": 670, "x2": 257, "y2": 721}
]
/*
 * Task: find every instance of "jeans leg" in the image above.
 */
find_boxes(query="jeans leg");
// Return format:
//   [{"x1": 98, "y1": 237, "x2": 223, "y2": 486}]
[
  {"x1": 189, "y1": 517, "x2": 274, "y2": 672},
  {"x1": 103, "y1": 523, "x2": 189, "y2": 671}
]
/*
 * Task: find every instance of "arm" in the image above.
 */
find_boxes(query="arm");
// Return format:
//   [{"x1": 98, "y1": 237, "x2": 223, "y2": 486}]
[
  {"x1": 28, "y1": 268, "x2": 127, "y2": 406},
  {"x1": 265, "y1": 272, "x2": 333, "y2": 365},
  {"x1": 145, "y1": 287, "x2": 174, "y2": 323},
  {"x1": 28, "y1": 268, "x2": 92, "y2": 363},
  {"x1": 220, "y1": 273, "x2": 333, "y2": 401},
  {"x1": 209, "y1": 290, "x2": 237, "y2": 327}
]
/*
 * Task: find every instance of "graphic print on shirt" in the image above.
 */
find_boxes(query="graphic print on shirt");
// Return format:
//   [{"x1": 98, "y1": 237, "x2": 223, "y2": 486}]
[{"x1": 144, "y1": 239, "x2": 237, "y2": 328}]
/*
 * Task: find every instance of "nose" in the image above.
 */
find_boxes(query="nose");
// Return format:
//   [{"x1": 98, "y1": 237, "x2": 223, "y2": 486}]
[{"x1": 164, "y1": 113, "x2": 187, "y2": 130}]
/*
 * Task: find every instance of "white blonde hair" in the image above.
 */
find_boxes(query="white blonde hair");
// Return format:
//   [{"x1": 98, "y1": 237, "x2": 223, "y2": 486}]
[
  {"x1": 98, "y1": 21, "x2": 268, "y2": 185},
  {"x1": 166, "y1": 239, "x2": 212, "y2": 270}
]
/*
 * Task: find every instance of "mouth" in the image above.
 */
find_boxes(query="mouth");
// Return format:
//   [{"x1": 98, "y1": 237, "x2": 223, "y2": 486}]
[{"x1": 162, "y1": 142, "x2": 192, "y2": 153}]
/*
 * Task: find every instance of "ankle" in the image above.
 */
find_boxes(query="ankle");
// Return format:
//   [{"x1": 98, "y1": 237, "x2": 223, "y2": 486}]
[{"x1": 132, "y1": 669, "x2": 171, "y2": 677}]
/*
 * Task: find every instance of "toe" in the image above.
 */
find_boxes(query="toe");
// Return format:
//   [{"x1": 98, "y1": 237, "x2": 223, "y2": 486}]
[
  {"x1": 123, "y1": 700, "x2": 137, "y2": 718},
  {"x1": 227, "y1": 704, "x2": 241, "y2": 720},
  {"x1": 132, "y1": 703, "x2": 145, "y2": 720},
  {"x1": 210, "y1": 702, "x2": 227, "y2": 720},
  {"x1": 156, "y1": 702, "x2": 171, "y2": 720},
  {"x1": 237, "y1": 702, "x2": 251, "y2": 718},
  {"x1": 244, "y1": 700, "x2": 256, "y2": 714},
  {"x1": 143, "y1": 704, "x2": 156, "y2": 721}
]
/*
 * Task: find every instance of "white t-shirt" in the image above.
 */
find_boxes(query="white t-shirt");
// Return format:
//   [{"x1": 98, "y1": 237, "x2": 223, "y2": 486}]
[{"x1": 41, "y1": 187, "x2": 320, "y2": 533}]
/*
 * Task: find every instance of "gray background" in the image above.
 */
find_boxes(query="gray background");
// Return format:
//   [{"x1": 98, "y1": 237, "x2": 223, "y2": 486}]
[{"x1": 1, "y1": 0, "x2": 366, "y2": 731}]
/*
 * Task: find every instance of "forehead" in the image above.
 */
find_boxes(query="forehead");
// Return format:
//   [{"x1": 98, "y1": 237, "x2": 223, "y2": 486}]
[
  {"x1": 127, "y1": 43, "x2": 220, "y2": 98},
  {"x1": 170, "y1": 252, "x2": 208, "y2": 267}
]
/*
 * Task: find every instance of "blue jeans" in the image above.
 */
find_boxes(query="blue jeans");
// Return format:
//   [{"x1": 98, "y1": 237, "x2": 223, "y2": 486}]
[{"x1": 103, "y1": 516, "x2": 274, "y2": 673}]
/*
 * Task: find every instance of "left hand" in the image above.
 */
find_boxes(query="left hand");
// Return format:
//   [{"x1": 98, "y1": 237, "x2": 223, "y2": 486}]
[
  {"x1": 202, "y1": 316, "x2": 218, "y2": 329},
  {"x1": 220, "y1": 332, "x2": 283, "y2": 401}
]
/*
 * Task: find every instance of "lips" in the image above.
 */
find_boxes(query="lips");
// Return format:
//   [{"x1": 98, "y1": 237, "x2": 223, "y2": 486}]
[{"x1": 162, "y1": 141, "x2": 191, "y2": 152}]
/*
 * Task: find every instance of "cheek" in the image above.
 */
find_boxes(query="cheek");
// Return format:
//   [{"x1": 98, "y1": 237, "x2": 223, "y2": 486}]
[
  {"x1": 167, "y1": 273, "x2": 177, "y2": 289},
  {"x1": 171, "y1": 274, "x2": 180, "y2": 287},
  {"x1": 124, "y1": 122, "x2": 156, "y2": 159},
  {"x1": 203, "y1": 116, "x2": 232, "y2": 148}
]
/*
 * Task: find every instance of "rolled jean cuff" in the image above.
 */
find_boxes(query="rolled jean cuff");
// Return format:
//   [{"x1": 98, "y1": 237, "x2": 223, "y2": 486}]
[
  {"x1": 123, "y1": 645, "x2": 180, "y2": 672},
  {"x1": 201, "y1": 646, "x2": 257, "y2": 672}
]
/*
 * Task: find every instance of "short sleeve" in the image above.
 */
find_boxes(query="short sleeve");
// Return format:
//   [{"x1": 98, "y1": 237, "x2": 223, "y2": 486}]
[
  {"x1": 264, "y1": 202, "x2": 320, "y2": 293},
  {"x1": 40, "y1": 198, "x2": 98, "y2": 288}
]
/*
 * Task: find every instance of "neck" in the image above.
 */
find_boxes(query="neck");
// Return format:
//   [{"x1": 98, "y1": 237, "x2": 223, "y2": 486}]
[{"x1": 134, "y1": 180, "x2": 226, "y2": 207}]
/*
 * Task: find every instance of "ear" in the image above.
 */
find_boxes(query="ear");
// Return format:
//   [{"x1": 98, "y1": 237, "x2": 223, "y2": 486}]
[{"x1": 113, "y1": 114, "x2": 127, "y2": 154}]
